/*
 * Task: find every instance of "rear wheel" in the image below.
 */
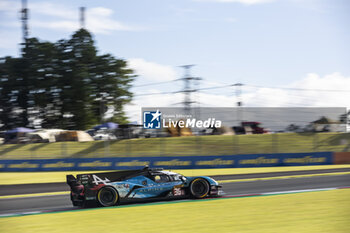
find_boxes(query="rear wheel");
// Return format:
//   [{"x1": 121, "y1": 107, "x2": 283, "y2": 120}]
[
  {"x1": 97, "y1": 187, "x2": 119, "y2": 207},
  {"x1": 190, "y1": 178, "x2": 210, "y2": 198}
]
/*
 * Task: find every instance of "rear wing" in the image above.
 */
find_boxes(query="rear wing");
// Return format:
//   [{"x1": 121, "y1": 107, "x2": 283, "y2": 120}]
[
  {"x1": 66, "y1": 168, "x2": 155, "y2": 188},
  {"x1": 66, "y1": 175, "x2": 77, "y2": 187}
]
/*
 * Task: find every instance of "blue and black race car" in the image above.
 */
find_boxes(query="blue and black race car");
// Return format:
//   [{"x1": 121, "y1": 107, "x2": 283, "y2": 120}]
[{"x1": 67, "y1": 167, "x2": 222, "y2": 207}]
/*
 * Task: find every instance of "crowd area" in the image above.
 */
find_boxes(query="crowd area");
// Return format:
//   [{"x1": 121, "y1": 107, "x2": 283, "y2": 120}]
[
  {"x1": 0, "y1": 122, "x2": 144, "y2": 144},
  {"x1": 0, "y1": 116, "x2": 343, "y2": 145}
]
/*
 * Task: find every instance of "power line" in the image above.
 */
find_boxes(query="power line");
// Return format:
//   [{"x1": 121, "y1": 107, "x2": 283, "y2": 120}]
[
  {"x1": 134, "y1": 83, "x2": 350, "y2": 97},
  {"x1": 133, "y1": 79, "x2": 180, "y2": 88},
  {"x1": 134, "y1": 91, "x2": 178, "y2": 97},
  {"x1": 132, "y1": 78, "x2": 350, "y2": 102},
  {"x1": 247, "y1": 84, "x2": 350, "y2": 93},
  {"x1": 198, "y1": 82, "x2": 350, "y2": 93},
  {"x1": 197, "y1": 84, "x2": 232, "y2": 91},
  {"x1": 133, "y1": 83, "x2": 233, "y2": 97},
  {"x1": 190, "y1": 81, "x2": 350, "y2": 93}
]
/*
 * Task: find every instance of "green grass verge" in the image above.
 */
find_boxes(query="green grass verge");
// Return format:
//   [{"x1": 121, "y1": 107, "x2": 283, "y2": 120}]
[
  {"x1": 2, "y1": 165, "x2": 350, "y2": 185},
  {"x1": 0, "y1": 132, "x2": 350, "y2": 159},
  {"x1": 1, "y1": 188, "x2": 349, "y2": 233}
]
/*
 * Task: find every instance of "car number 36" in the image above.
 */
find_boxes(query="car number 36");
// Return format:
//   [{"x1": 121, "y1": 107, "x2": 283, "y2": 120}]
[{"x1": 173, "y1": 187, "x2": 183, "y2": 196}]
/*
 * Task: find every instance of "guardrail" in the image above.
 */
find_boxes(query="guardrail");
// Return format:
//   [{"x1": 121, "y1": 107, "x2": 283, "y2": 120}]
[{"x1": 0, "y1": 152, "x2": 334, "y2": 171}]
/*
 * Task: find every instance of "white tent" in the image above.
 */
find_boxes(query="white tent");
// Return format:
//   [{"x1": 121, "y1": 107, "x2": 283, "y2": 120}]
[{"x1": 28, "y1": 129, "x2": 66, "y2": 143}]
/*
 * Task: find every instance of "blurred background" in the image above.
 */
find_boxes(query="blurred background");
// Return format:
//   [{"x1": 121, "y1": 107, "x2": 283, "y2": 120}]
[
  {"x1": 0, "y1": 0, "x2": 350, "y2": 158},
  {"x1": 1, "y1": 3, "x2": 350, "y2": 232}
]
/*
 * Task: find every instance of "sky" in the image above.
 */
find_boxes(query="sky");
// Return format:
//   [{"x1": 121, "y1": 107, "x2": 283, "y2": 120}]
[{"x1": 0, "y1": 0, "x2": 349, "y2": 122}]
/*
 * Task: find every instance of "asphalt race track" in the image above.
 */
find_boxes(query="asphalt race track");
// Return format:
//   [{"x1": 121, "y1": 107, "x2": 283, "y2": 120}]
[{"x1": 1, "y1": 170, "x2": 350, "y2": 216}]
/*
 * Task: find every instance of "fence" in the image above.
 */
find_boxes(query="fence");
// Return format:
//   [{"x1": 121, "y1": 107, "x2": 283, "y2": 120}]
[{"x1": 0, "y1": 132, "x2": 350, "y2": 159}]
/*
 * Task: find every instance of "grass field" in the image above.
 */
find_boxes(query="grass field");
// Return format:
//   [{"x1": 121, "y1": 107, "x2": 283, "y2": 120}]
[
  {"x1": 0, "y1": 132, "x2": 350, "y2": 159},
  {"x1": 0, "y1": 188, "x2": 349, "y2": 233},
  {"x1": 2, "y1": 164, "x2": 350, "y2": 185}
]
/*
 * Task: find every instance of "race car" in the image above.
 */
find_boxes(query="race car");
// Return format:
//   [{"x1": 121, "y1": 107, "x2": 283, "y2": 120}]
[{"x1": 66, "y1": 167, "x2": 222, "y2": 207}]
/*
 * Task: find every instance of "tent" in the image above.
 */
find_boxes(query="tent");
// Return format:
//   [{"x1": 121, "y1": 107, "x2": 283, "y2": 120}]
[
  {"x1": 312, "y1": 116, "x2": 340, "y2": 124},
  {"x1": 5, "y1": 127, "x2": 34, "y2": 134},
  {"x1": 28, "y1": 129, "x2": 66, "y2": 143},
  {"x1": 312, "y1": 116, "x2": 341, "y2": 132},
  {"x1": 56, "y1": 131, "x2": 94, "y2": 142},
  {"x1": 4, "y1": 127, "x2": 34, "y2": 144}
]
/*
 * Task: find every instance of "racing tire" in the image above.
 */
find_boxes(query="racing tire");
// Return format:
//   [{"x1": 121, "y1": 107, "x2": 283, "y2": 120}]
[
  {"x1": 97, "y1": 186, "x2": 119, "y2": 207},
  {"x1": 189, "y1": 178, "x2": 210, "y2": 199}
]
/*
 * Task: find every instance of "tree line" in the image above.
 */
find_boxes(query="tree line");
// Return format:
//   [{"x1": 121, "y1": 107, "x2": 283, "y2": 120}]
[{"x1": 0, "y1": 29, "x2": 134, "y2": 130}]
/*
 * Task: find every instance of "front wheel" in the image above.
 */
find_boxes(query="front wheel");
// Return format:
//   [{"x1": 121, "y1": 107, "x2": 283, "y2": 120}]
[
  {"x1": 97, "y1": 187, "x2": 119, "y2": 207},
  {"x1": 189, "y1": 178, "x2": 210, "y2": 198}
]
